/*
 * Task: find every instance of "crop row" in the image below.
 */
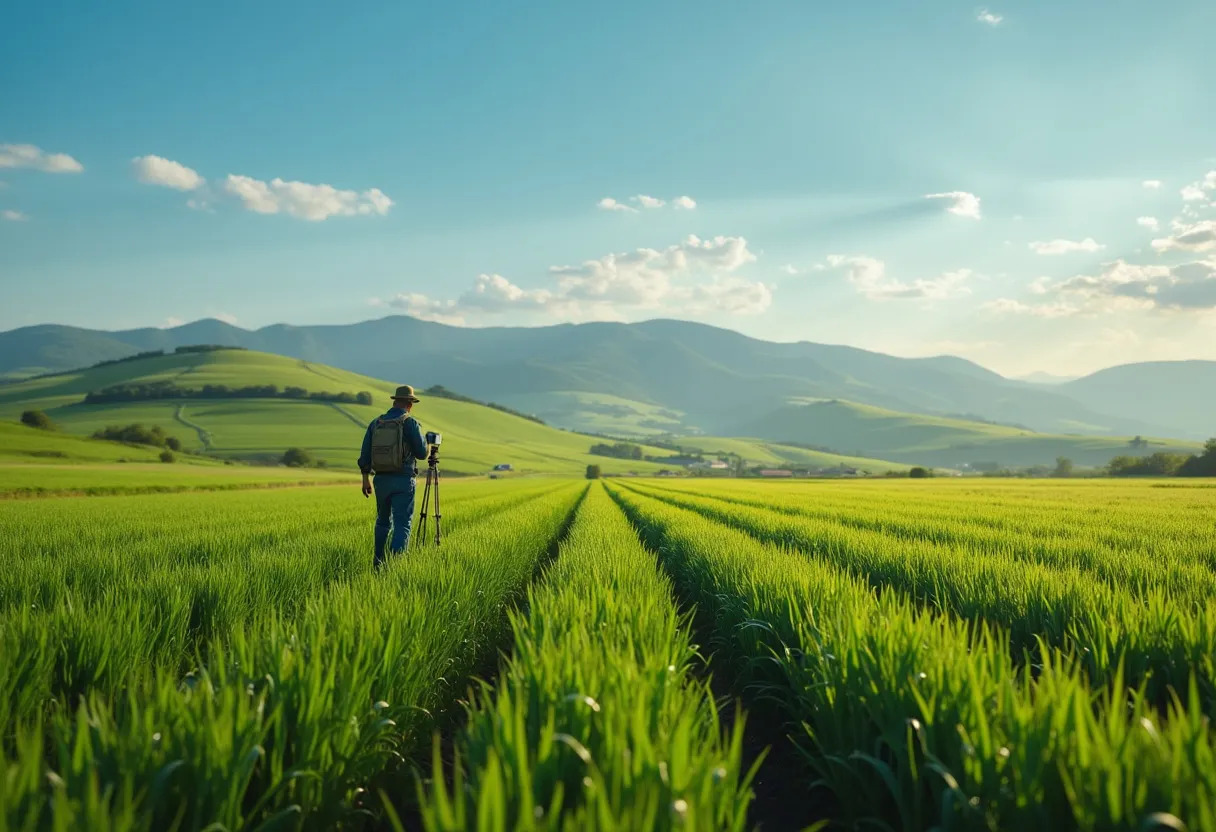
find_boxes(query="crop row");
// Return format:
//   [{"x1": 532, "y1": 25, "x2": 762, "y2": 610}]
[
  {"x1": 607, "y1": 482, "x2": 1216, "y2": 831},
  {"x1": 642, "y1": 479, "x2": 1216, "y2": 598},
  {"x1": 418, "y1": 485, "x2": 753, "y2": 830},
  {"x1": 623, "y1": 480, "x2": 1216, "y2": 711},
  {"x1": 2, "y1": 481, "x2": 583, "y2": 829}
]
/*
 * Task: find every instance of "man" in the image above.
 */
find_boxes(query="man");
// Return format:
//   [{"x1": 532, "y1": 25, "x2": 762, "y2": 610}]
[{"x1": 357, "y1": 385, "x2": 429, "y2": 569}]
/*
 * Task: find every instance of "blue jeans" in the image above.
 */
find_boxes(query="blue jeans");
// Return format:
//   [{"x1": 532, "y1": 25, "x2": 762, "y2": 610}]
[{"x1": 373, "y1": 474, "x2": 416, "y2": 568}]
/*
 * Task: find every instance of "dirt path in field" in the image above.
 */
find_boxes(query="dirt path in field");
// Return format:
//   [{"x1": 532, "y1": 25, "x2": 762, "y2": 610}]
[{"x1": 173, "y1": 404, "x2": 214, "y2": 450}]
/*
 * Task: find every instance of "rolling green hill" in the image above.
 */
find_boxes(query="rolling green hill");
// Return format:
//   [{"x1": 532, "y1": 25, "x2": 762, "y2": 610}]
[
  {"x1": 727, "y1": 398, "x2": 1204, "y2": 469},
  {"x1": 0, "y1": 349, "x2": 677, "y2": 475}
]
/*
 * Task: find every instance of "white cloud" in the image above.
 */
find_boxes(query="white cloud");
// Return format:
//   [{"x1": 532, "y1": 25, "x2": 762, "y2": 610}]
[
  {"x1": 373, "y1": 233, "x2": 765, "y2": 322},
  {"x1": 1182, "y1": 185, "x2": 1206, "y2": 202},
  {"x1": 1028, "y1": 237, "x2": 1105, "y2": 255},
  {"x1": 379, "y1": 292, "x2": 466, "y2": 326},
  {"x1": 1142, "y1": 180, "x2": 1163, "y2": 190},
  {"x1": 976, "y1": 9, "x2": 1004, "y2": 25},
  {"x1": 780, "y1": 264, "x2": 799, "y2": 275},
  {"x1": 131, "y1": 155, "x2": 204, "y2": 190},
  {"x1": 1009, "y1": 258, "x2": 1216, "y2": 314},
  {"x1": 1180, "y1": 171, "x2": 1216, "y2": 201},
  {"x1": 1151, "y1": 220, "x2": 1216, "y2": 253},
  {"x1": 1137, "y1": 217, "x2": 1160, "y2": 231},
  {"x1": 553, "y1": 234, "x2": 758, "y2": 307},
  {"x1": 0, "y1": 143, "x2": 83, "y2": 173},
  {"x1": 598, "y1": 197, "x2": 636, "y2": 213},
  {"x1": 214, "y1": 312, "x2": 238, "y2": 325},
  {"x1": 458, "y1": 273, "x2": 558, "y2": 313},
  {"x1": 1, "y1": 209, "x2": 27, "y2": 222},
  {"x1": 163, "y1": 316, "x2": 185, "y2": 328},
  {"x1": 222, "y1": 174, "x2": 393, "y2": 221},
  {"x1": 825, "y1": 254, "x2": 974, "y2": 301},
  {"x1": 599, "y1": 194, "x2": 697, "y2": 212},
  {"x1": 925, "y1": 191, "x2": 982, "y2": 219}
]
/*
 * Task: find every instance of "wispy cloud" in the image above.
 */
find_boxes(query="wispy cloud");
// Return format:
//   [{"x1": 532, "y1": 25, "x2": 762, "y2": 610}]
[
  {"x1": 131, "y1": 155, "x2": 204, "y2": 191},
  {"x1": 976, "y1": 9, "x2": 1004, "y2": 26},
  {"x1": 925, "y1": 191, "x2": 982, "y2": 219},
  {"x1": 1028, "y1": 238, "x2": 1104, "y2": 255},
  {"x1": 990, "y1": 258, "x2": 1216, "y2": 316},
  {"x1": 1152, "y1": 220, "x2": 1216, "y2": 253},
  {"x1": 598, "y1": 194, "x2": 697, "y2": 212},
  {"x1": 1137, "y1": 217, "x2": 1160, "y2": 231},
  {"x1": 1, "y1": 209, "x2": 27, "y2": 222},
  {"x1": 597, "y1": 197, "x2": 636, "y2": 213},
  {"x1": 223, "y1": 175, "x2": 393, "y2": 221},
  {"x1": 0, "y1": 143, "x2": 83, "y2": 173},
  {"x1": 824, "y1": 254, "x2": 974, "y2": 301},
  {"x1": 1142, "y1": 179, "x2": 1163, "y2": 190}
]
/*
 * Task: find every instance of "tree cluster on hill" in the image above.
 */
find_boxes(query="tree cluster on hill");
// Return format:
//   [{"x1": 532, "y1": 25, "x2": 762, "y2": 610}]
[
  {"x1": 20, "y1": 410, "x2": 56, "y2": 430},
  {"x1": 92, "y1": 423, "x2": 183, "y2": 450},
  {"x1": 423, "y1": 385, "x2": 546, "y2": 424},
  {"x1": 590, "y1": 441, "x2": 644, "y2": 460},
  {"x1": 83, "y1": 381, "x2": 373, "y2": 406},
  {"x1": 1107, "y1": 441, "x2": 1216, "y2": 477},
  {"x1": 281, "y1": 447, "x2": 315, "y2": 467},
  {"x1": 90, "y1": 350, "x2": 167, "y2": 370}
]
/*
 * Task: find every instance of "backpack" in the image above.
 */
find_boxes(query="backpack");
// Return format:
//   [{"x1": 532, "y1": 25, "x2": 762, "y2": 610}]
[{"x1": 370, "y1": 415, "x2": 411, "y2": 474}]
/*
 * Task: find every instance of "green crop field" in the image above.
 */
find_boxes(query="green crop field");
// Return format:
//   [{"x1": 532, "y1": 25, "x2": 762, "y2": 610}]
[{"x1": 3, "y1": 476, "x2": 1215, "y2": 830}]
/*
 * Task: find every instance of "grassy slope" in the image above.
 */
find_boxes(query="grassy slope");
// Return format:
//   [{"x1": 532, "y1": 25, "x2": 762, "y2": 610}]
[
  {"x1": 0, "y1": 421, "x2": 190, "y2": 464},
  {"x1": 494, "y1": 390, "x2": 692, "y2": 436},
  {"x1": 733, "y1": 398, "x2": 1203, "y2": 468},
  {"x1": 0, "y1": 351, "x2": 674, "y2": 474}
]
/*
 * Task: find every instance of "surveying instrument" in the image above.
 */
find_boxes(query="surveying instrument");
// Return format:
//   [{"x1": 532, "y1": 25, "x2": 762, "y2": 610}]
[{"x1": 417, "y1": 431, "x2": 443, "y2": 546}]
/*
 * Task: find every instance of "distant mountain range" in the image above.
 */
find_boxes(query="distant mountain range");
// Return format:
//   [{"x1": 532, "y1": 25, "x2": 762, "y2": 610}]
[{"x1": 1, "y1": 316, "x2": 1212, "y2": 442}]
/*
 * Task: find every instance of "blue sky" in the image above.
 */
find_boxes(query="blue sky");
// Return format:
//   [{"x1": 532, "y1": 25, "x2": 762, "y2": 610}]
[{"x1": 2, "y1": 0, "x2": 1214, "y2": 376}]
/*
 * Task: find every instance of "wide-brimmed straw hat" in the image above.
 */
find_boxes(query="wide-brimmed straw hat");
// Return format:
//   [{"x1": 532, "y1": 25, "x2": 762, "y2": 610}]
[{"x1": 392, "y1": 385, "x2": 421, "y2": 403}]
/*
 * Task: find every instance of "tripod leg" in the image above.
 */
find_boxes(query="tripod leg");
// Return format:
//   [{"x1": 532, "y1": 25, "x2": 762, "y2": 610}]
[
  {"x1": 416, "y1": 470, "x2": 430, "y2": 547},
  {"x1": 433, "y1": 467, "x2": 441, "y2": 546}
]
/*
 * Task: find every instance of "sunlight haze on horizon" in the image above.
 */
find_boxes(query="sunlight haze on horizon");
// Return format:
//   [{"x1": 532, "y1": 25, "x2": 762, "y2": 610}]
[{"x1": 2, "y1": 0, "x2": 1215, "y2": 377}]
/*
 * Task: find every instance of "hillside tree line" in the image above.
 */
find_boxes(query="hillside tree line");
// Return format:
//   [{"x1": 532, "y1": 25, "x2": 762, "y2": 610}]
[{"x1": 84, "y1": 381, "x2": 374, "y2": 406}]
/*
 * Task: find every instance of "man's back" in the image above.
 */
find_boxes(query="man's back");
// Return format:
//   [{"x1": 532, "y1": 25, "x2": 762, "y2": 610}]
[{"x1": 358, "y1": 407, "x2": 427, "y2": 478}]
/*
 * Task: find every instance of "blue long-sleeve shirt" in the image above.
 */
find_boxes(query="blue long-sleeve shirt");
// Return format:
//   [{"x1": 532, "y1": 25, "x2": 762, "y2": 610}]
[{"x1": 357, "y1": 407, "x2": 428, "y2": 476}]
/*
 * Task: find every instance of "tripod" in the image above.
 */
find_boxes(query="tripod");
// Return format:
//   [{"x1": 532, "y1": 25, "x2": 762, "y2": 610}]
[{"x1": 416, "y1": 446, "x2": 442, "y2": 546}]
